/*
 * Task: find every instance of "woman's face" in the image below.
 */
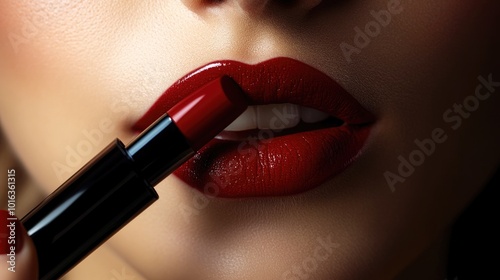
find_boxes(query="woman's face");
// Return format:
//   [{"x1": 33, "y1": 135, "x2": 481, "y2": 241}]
[{"x1": 1, "y1": 0, "x2": 499, "y2": 279}]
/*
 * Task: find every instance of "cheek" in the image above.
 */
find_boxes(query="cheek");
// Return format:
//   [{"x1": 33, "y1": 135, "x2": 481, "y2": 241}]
[
  {"x1": 364, "y1": 0, "x2": 500, "y2": 112},
  {"x1": 0, "y1": 1, "x2": 130, "y2": 82},
  {"x1": 409, "y1": 1, "x2": 500, "y2": 51},
  {"x1": 0, "y1": 2, "x2": 135, "y2": 191},
  {"x1": 0, "y1": 2, "x2": 59, "y2": 70}
]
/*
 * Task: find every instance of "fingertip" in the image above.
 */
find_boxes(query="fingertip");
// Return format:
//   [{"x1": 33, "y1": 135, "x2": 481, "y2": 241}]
[{"x1": 1, "y1": 210, "x2": 38, "y2": 280}]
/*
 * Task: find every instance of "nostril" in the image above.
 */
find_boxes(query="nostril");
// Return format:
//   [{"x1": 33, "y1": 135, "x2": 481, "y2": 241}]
[
  {"x1": 203, "y1": 0, "x2": 224, "y2": 4},
  {"x1": 182, "y1": 0, "x2": 269, "y2": 14},
  {"x1": 182, "y1": 0, "x2": 323, "y2": 16},
  {"x1": 235, "y1": 0, "x2": 270, "y2": 15},
  {"x1": 301, "y1": 0, "x2": 322, "y2": 10}
]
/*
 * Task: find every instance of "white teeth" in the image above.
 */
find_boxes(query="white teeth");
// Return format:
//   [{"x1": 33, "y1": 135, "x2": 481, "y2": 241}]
[
  {"x1": 224, "y1": 107, "x2": 257, "y2": 131},
  {"x1": 224, "y1": 103, "x2": 331, "y2": 132},
  {"x1": 300, "y1": 107, "x2": 330, "y2": 123},
  {"x1": 256, "y1": 103, "x2": 300, "y2": 130}
]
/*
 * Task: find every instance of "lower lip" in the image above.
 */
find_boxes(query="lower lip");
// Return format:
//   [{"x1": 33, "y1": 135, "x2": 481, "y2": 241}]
[{"x1": 175, "y1": 124, "x2": 372, "y2": 197}]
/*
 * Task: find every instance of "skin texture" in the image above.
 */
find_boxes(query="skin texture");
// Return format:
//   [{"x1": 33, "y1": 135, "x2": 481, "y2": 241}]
[{"x1": 0, "y1": 0, "x2": 499, "y2": 279}]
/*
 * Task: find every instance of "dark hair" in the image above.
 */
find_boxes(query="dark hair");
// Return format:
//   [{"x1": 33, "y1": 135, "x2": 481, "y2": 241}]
[{"x1": 447, "y1": 167, "x2": 499, "y2": 279}]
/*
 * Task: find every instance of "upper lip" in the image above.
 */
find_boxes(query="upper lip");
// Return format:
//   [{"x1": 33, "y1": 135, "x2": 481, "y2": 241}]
[{"x1": 132, "y1": 57, "x2": 375, "y2": 132}]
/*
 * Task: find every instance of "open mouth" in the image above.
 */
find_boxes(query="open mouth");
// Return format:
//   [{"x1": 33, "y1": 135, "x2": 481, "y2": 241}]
[
  {"x1": 132, "y1": 57, "x2": 375, "y2": 197},
  {"x1": 216, "y1": 104, "x2": 345, "y2": 140}
]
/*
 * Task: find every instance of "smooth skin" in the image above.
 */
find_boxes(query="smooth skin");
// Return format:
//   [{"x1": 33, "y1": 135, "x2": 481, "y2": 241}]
[{"x1": 1, "y1": 0, "x2": 499, "y2": 279}]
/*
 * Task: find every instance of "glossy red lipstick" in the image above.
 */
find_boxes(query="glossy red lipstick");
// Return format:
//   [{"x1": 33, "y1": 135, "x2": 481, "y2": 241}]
[
  {"x1": 133, "y1": 57, "x2": 375, "y2": 197},
  {"x1": 21, "y1": 76, "x2": 247, "y2": 280}
]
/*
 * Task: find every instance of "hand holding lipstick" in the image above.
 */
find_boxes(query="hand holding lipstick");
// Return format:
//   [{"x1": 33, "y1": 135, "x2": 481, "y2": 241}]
[{"x1": 1, "y1": 210, "x2": 38, "y2": 280}]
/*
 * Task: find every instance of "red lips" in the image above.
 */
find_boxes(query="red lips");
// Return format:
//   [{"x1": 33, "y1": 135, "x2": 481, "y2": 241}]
[{"x1": 132, "y1": 57, "x2": 375, "y2": 197}]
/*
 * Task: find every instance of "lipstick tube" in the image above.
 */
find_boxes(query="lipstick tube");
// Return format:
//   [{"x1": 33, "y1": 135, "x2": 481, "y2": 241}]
[{"x1": 21, "y1": 76, "x2": 247, "y2": 280}]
